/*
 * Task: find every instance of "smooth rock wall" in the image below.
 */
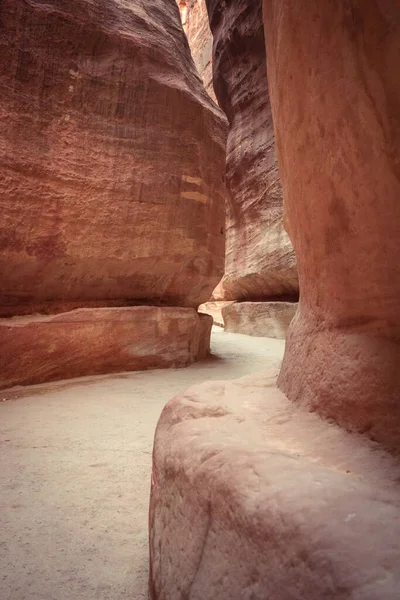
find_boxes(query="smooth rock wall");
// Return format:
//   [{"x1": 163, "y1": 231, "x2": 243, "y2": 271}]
[
  {"x1": 205, "y1": 0, "x2": 298, "y2": 301},
  {"x1": 264, "y1": 0, "x2": 400, "y2": 452}
]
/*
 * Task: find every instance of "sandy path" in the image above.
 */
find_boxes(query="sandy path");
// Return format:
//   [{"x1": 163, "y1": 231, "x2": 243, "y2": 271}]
[{"x1": 0, "y1": 328, "x2": 284, "y2": 600}]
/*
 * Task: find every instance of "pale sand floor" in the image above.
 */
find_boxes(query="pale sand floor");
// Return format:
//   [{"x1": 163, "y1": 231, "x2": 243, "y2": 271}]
[{"x1": 0, "y1": 328, "x2": 284, "y2": 600}]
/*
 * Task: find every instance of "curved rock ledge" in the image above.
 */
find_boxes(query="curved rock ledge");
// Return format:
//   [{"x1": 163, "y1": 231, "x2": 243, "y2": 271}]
[{"x1": 0, "y1": 307, "x2": 212, "y2": 390}]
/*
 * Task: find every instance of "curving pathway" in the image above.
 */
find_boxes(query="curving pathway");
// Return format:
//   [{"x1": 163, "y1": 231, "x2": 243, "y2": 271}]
[{"x1": 0, "y1": 328, "x2": 284, "y2": 600}]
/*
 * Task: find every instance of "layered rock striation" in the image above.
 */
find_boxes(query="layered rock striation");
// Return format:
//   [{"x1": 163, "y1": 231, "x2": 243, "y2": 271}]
[{"x1": 0, "y1": 0, "x2": 226, "y2": 315}]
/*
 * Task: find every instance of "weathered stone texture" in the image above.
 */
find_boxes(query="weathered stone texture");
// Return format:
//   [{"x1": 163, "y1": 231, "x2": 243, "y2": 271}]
[
  {"x1": 222, "y1": 301, "x2": 297, "y2": 338},
  {"x1": 0, "y1": 308, "x2": 212, "y2": 389},
  {"x1": 264, "y1": 0, "x2": 400, "y2": 452},
  {"x1": 0, "y1": 0, "x2": 226, "y2": 316},
  {"x1": 206, "y1": 0, "x2": 298, "y2": 301},
  {"x1": 149, "y1": 372, "x2": 400, "y2": 599}
]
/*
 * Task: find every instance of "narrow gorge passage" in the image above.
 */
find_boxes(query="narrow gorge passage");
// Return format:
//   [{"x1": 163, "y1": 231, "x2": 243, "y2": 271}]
[{"x1": 0, "y1": 328, "x2": 284, "y2": 600}]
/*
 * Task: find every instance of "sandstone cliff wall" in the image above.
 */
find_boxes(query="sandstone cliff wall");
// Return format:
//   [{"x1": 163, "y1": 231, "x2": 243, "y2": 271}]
[
  {"x1": 206, "y1": 0, "x2": 298, "y2": 301},
  {"x1": 0, "y1": 0, "x2": 227, "y2": 387},
  {"x1": 0, "y1": 0, "x2": 226, "y2": 316}
]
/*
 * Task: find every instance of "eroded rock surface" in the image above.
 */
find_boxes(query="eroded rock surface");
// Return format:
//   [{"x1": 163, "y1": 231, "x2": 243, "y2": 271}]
[
  {"x1": 264, "y1": 0, "x2": 400, "y2": 452},
  {"x1": 0, "y1": 308, "x2": 212, "y2": 389},
  {"x1": 150, "y1": 372, "x2": 400, "y2": 599},
  {"x1": 206, "y1": 0, "x2": 298, "y2": 301},
  {"x1": 0, "y1": 0, "x2": 226, "y2": 315},
  {"x1": 222, "y1": 301, "x2": 297, "y2": 338}
]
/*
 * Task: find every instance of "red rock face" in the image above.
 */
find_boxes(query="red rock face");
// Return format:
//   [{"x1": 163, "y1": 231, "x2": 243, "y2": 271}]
[
  {"x1": 177, "y1": 0, "x2": 217, "y2": 103},
  {"x1": 263, "y1": 0, "x2": 400, "y2": 452},
  {"x1": 0, "y1": 307, "x2": 212, "y2": 389},
  {"x1": 206, "y1": 0, "x2": 298, "y2": 301},
  {"x1": 0, "y1": 0, "x2": 226, "y2": 316}
]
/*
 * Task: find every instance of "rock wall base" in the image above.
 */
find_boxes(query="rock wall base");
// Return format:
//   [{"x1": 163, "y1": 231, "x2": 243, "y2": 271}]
[
  {"x1": 222, "y1": 301, "x2": 297, "y2": 338},
  {"x1": 149, "y1": 371, "x2": 400, "y2": 599},
  {"x1": 0, "y1": 307, "x2": 212, "y2": 389}
]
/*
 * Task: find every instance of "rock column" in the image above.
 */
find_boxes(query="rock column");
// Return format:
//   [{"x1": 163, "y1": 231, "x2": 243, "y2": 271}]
[
  {"x1": 149, "y1": 3, "x2": 400, "y2": 597},
  {"x1": 263, "y1": 0, "x2": 400, "y2": 451}
]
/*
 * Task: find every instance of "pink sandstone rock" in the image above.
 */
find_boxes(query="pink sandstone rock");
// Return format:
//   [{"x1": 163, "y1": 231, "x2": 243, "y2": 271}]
[
  {"x1": 149, "y1": 372, "x2": 400, "y2": 599},
  {"x1": 149, "y1": 3, "x2": 400, "y2": 597},
  {"x1": 0, "y1": 307, "x2": 212, "y2": 389},
  {"x1": 0, "y1": 0, "x2": 226, "y2": 316},
  {"x1": 263, "y1": 0, "x2": 400, "y2": 452},
  {"x1": 198, "y1": 300, "x2": 235, "y2": 327},
  {"x1": 177, "y1": 0, "x2": 217, "y2": 104},
  {"x1": 205, "y1": 0, "x2": 298, "y2": 301},
  {"x1": 209, "y1": 280, "x2": 231, "y2": 301},
  {"x1": 222, "y1": 301, "x2": 297, "y2": 338}
]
